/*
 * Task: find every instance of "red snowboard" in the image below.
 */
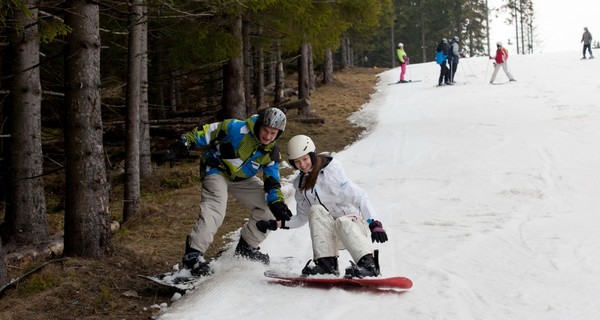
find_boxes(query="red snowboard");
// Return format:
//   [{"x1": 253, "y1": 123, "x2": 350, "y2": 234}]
[{"x1": 265, "y1": 272, "x2": 412, "y2": 292}]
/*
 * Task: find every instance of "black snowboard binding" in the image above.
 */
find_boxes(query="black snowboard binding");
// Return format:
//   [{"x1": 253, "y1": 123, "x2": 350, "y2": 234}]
[
  {"x1": 344, "y1": 250, "x2": 380, "y2": 279},
  {"x1": 182, "y1": 236, "x2": 211, "y2": 277},
  {"x1": 301, "y1": 257, "x2": 339, "y2": 276}
]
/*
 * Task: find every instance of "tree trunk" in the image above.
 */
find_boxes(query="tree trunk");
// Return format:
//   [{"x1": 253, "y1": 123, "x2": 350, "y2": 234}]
[
  {"x1": 267, "y1": 41, "x2": 276, "y2": 88},
  {"x1": 123, "y1": 0, "x2": 143, "y2": 222},
  {"x1": 253, "y1": 26, "x2": 264, "y2": 112},
  {"x1": 297, "y1": 43, "x2": 310, "y2": 116},
  {"x1": 242, "y1": 19, "x2": 253, "y2": 115},
  {"x1": 519, "y1": 3, "x2": 525, "y2": 55},
  {"x1": 0, "y1": 242, "x2": 7, "y2": 287},
  {"x1": 170, "y1": 70, "x2": 181, "y2": 113},
  {"x1": 340, "y1": 37, "x2": 349, "y2": 69},
  {"x1": 274, "y1": 40, "x2": 284, "y2": 104},
  {"x1": 153, "y1": 30, "x2": 167, "y2": 119},
  {"x1": 64, "y1": 0, "x2": 111, "y2": 258},
  {"x1": 3, "y1": 0, "x2": 48, "y2": 246},
  {"x1": 222, "y1": 17, "x2": 245, "y2": 119},
  {"x1": 513, "y1": 4, "x2": 519, "y2": 54},
  {"x1": 0, "y1": 38, "x2": 6, "y2": 217},
  {"x1": 322, "y1": 47, "x2": 334, "y2": 84},
  {"x1": 307, "y1": 44, "x2": 315, "y2": 91},
  {"x1": 139, "y1": 3, "x2": 152, "y2": 178}
]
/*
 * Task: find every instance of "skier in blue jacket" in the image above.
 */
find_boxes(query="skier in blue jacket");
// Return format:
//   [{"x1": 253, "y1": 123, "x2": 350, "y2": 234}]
[
  {"x1": 166, "y1": 108, "x2": 293, "y2": 277},
  {"x1": 435, "y1": 38, "x2": 451, "y2": 86}
]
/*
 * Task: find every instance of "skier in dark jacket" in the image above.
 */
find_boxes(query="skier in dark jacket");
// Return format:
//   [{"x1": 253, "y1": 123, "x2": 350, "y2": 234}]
[
  {"x1": 435, "y1": 38, "x2": 451, "y2": 86},
  {"x1": 447, "y1": 36, "x2": 460, "y2": 83},
  {"x1": 581, "y1": 27, "x2": 594, "y2": 59}
]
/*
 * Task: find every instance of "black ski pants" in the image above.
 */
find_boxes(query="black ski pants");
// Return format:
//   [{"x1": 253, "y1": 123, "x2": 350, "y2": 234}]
[{"x1": 438, "y1": 62, "x2": 450, "y2": 85}]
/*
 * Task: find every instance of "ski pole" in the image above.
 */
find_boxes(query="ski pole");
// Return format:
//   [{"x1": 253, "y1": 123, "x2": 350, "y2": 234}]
[
  {"x1": 459, "y1": 60, "x2": 469, "y2": 84},
  {"x1": 463, "y1": 57, "x2": 476, "y2": 82},
  {"x1": 484, "y1": 58, "x2": 491, "y2": 84}
]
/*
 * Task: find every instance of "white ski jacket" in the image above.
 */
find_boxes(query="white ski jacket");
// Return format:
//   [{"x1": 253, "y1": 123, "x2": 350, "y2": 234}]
[{"x1": 286, "y1": 156, "x2": 380, "y2": 229}]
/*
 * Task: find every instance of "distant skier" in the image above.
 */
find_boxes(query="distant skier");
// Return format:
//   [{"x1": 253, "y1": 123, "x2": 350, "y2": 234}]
[
  {"x1": 581, "y1": 27, "x2": 594, "y2": 59},
  {"x1": 489, "y1": 41, "x2": 516, "y2": 84},
  {"x1": 396, "y1": 43, "x2": 410, "y2": 83},
  {"x1": 435, "y1": 38, "x2": 451, "y2": 86},
  {"x1": 256, "y1": 135, "x2": 389, "y2": 278},
  {"x1": 447, "y1": 36, "x2": 460, "y2": 83}
]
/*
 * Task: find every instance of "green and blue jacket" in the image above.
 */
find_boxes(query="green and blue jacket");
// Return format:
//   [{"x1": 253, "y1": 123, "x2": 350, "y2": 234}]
[{"x1": 183, "y1": 115, "x2": 284, "y2": 204}]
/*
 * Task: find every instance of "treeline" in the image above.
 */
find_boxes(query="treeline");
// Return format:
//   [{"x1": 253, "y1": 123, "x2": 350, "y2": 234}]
[{"x1": 0, "y1": 0, "x2": 533, "y2": 286}]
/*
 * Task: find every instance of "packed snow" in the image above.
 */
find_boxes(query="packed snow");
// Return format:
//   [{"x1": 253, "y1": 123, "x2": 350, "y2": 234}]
[{"x1": 156, "y1": 51, "x2": 600, "y2": 320}]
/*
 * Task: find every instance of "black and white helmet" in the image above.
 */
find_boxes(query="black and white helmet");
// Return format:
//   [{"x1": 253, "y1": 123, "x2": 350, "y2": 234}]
[{"x1": 258, "y1": 107, "x2": 286, "y2": 132}]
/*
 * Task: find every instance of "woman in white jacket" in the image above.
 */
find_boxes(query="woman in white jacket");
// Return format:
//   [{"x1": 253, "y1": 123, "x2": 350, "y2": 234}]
[{"x1": 257, "y1": 135, "x2": 388, "y2": 278}]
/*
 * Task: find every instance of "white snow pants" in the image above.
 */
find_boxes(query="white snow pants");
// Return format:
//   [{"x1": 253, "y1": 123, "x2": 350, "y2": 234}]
[
  {"x1": 308, "y1": 205, "x2": 373, "y2": 263},
  {"x1": 188, "y1": 174, "x2": 274, "y2": 253},
  {"x1": 490, "y1": 62, "x2": 514, "y2": 82}
]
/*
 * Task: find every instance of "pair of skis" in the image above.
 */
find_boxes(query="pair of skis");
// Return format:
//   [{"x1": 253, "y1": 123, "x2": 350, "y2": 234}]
[{"x1": 388, "y1": 80, "x2": 421, "y2": 85}]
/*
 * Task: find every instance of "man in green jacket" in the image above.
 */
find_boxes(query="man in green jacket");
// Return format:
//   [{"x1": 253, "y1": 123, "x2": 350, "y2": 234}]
[{"x1": 166, "y1": 107, "x2": 292, "y2": 277}]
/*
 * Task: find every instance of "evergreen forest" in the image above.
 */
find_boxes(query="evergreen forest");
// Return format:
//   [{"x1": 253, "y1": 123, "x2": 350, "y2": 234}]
[{"x1": 0, "y1": 0, "x2": 535, "y2": 288}]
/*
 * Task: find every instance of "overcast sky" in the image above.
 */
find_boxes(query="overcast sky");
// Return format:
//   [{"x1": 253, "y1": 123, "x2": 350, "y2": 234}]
[{"x1": 489, "y1": 0, "x2": 599, "y2": 53}]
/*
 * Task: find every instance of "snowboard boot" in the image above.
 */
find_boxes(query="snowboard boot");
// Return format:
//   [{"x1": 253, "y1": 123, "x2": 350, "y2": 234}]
[
  {"x1": 182, "y1": 237, "x2": 211, "y2": 277},
  {"x1": 301, "y1": 257, "x2": 339, "y2": 276},
  {"x1": 234, "y1": 237, "x2": 270, "y2": 265},
  {"x1": 344, "y1": 251, "x2": 380, "y2": 279}
]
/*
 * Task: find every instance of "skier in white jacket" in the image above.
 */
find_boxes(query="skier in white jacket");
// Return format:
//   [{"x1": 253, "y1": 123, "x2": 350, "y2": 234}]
[{"x1": 256, "y1": 135, "x2": 388, "y2": 278}]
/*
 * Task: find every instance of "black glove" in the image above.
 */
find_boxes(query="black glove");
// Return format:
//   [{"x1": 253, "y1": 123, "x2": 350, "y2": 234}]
[
  {"x1": 268, "y1": 201, "x2": 292, "y2": 221},
  {"x1": 369, "y1": 220, "x2": 388, "y2": 243},
  {"x1": 163, "y1": 137, "x2": 189, "y2": 168},
  {"x1": 256, "y1": 220, "x2": 278, "y2": 233}
]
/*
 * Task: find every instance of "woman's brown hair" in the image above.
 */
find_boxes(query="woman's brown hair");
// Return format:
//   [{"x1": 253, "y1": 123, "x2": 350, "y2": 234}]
[{"x1": 298, "y1": 154, "x2": 326, "y2": 191}]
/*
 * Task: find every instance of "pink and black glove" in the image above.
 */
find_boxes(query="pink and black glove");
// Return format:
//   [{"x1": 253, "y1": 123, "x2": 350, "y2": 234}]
[{"x1": 369, "y1": 220, "x2": 388, "y2": 243}]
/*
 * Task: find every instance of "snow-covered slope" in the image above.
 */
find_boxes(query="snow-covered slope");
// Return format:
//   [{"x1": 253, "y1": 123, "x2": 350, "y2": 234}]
[{"x1": 159, "y1": 51, "x2": 600, "y2": 320}]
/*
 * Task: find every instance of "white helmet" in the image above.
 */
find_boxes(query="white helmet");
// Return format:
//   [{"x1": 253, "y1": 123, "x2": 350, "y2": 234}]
[
  {"x1": 496, "y1": 41, "x2": 503, "y2": 46},
  {"x1": 397, "y1": 42, "x2": 404, "y2": 48},
  {"x1": 287, "y1": 134, "x2": 316, "y2": 161}
]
